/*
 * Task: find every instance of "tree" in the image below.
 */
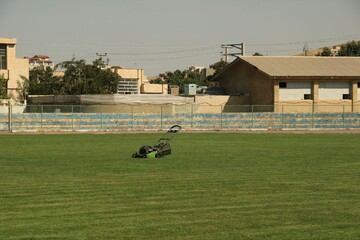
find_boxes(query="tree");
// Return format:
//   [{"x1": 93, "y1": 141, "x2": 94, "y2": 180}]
[
  {"x1": 338, "y1": 40, "x2": 360, "y2": 56},
  {"x1": 93, "y1": 57, "x2": 108, "y2": 68},
  {"x1": 163, "y1": 70, "x2": 186, "y2": 92},
  {"x1": 157, "y1": 60, "x2": 232, "y2": 93},
  {"x1": 57, "y1": 58, "x2": 121, "y2": 94},
  {"x1": 209, "y1": 60, "x2": 229, "y2": 76},
  {"x1": 57, "y1": 58, "x2": 87, "y2": 94},
  {"x1": 184, "y1": 69, "x2": 206, "y2": 86},
  {"x1": 160, "y1": 68, "x2": 207, "y2": 94},
  {"x1": 253, "y1": 52, "x2": 263, "y2": 56},
  {"x1": 149, "y1": 77, "x2": 165, "y2": 84},
  {"x1": 95, "y1": 67, "x2": 120, "y2": 94},
  {"x1": 17, "y1": 75, "x2": 29, "y2": 103},
  {"x1": 28, "y1": 66, "x2": 61, "y2": 95},
  {"x1": 0, "y1": 73, "x2": 8, "y2": 99},
  {"x1": 27, "y1": 58, "x2": 121, "y2": 95},
  {"x1": 316, "y1": 47, "x2": 332, "y2": 56}
]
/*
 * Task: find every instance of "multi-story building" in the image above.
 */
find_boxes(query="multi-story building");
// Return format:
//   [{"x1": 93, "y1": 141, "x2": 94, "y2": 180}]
[
  {"x1": 110, "y1": 67, "x2": 144, "y2": 94},
  {"x1": 27, "y1": 55, "x2": 54, "y2": 69},
  {"x1": 0, "y1": 38, "x2": 29, "y2": 103},
  {"x1": 330, "y1": 45, "x2": 341, "y2": 56},
  {"x1": 110, "y1": 66, "x2": 167, "y2": 94},
  {"x1": 189, "y1": 66, "x2": 215, "y2": 79}
]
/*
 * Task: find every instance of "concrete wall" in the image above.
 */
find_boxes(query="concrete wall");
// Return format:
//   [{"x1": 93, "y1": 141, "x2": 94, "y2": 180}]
[
  {"x1": 276, "y1": 79, "x2": 360, "y2": 113},
  {"x1": 28, "y1": 95, "x2": 80, "y2": 104},
  {"x1": 275, "y1": 101, "x2": 355, "y2": 113},
  {"x1": 195, "y1": 95, "x2": 246, "y2": 105},
  {"x1": 141, "y1": 83, "x2": 168, "y2": 94},
  {"x1": 28, "y1": 94, "x2": 195, "y2": 105},
  {"x1": 279, "y1": 82, "x2": 312, "y2": 100},
  {"x1": 219, "y1": 59, "x2": 274, "y2": 105}
]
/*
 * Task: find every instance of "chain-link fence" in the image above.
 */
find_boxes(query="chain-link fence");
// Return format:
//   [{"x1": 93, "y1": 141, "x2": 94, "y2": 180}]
[{"x1": 1, "y1": 104, "x2": 360, "y2": 132}]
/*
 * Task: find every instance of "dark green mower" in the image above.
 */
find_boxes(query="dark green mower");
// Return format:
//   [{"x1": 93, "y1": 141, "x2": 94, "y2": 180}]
[{"x1": 132, "y1": 125, "x2": 182, "y2": 158}]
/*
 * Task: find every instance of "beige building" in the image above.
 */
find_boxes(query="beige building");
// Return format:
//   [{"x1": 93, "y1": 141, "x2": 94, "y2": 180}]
[
  {"x1": 110, "y1": 66, "x2": 167, "y2": 95},
  {"x1": 0, "y1": 38, "x2": 29, "y2": 103},
  {"x1": 190, "y1": 66, "x2": 215, "y2": 79},
  {"x1": 27, "y1": 55, "x2": 54, "y2": 69},
  {"x1": 212, "y1": 56, "x2": 360, "y2": 112}
]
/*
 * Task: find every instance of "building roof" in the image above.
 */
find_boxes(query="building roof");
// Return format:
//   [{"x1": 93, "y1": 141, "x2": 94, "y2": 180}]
[
  {"x1": 0, "y1": 38, "x2": 16, "y2": 44},
  {"x1": 215, "y1": 56, "x2": 360, "y2": 80},
  {"x1": 28, "y1": 55, "x2": 53, "y2": 64},
  {"x1": 241, "y1": 56, "x2": 360, "y2": 78},
  {"x1": 33, "y1": 55, "x2": 49, "y2": 59}
]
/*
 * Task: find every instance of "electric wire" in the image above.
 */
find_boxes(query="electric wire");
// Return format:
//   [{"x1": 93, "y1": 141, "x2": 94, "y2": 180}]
[{"x1": 21, "y1": 34, "x2": 360, "y2": 67}]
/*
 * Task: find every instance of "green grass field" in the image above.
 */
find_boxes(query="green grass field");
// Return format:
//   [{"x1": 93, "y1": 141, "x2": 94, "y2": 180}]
[{"x1": 1, "y1": 133, "x2": 360, "y2": 239}]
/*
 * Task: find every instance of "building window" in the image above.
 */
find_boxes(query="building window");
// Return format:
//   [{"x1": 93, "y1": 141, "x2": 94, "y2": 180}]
[
  {"x1": 118, "y1": 78, "x2": 138, "y2": 94},
  {"x1": 0, "y1": 44, "x2": 7, "y2": 70},
  {"x1": 279, "y1": 82, "x2": 287, "y2": 88},
  {"x1": 304, "y1": 94, "x2": 312, "y2": 100},
  {"x1": 343, "y1": 94, "x2": 351, "y2": 100}
]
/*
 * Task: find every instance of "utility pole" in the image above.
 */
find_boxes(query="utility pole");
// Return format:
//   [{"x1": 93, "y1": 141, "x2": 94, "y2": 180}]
[
  {"x1": 303, "y1": 43, "x2": 309, "y2": 56},
  {"x1": 221, "y1": 45, "x2": 230, "y2": 63},
  {"x1": 221, "y1": 43, "x2": 245, "y2": 63},
  {"x1": 96, "y1": 53, "x2": 109, "y2": 66}
]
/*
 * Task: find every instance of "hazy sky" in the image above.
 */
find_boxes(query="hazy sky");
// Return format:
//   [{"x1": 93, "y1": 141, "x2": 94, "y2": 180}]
[{"x1": 1, "y1": 0, "x2": 359, "y2": 76}]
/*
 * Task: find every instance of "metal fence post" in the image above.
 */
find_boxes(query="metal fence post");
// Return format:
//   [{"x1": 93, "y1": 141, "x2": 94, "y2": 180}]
[
  {"x1": 191, "y1": 104, "x2": 194, "y2": 129},
  {"x1": 160, "y1": 105, "x2": 163, "y2": 130},
  {"x1": 116, "y1": 113, "x2": 119, "y2": 131},
  {"x1": 131, "y1": 105, "x2": 134, "y2": 129},
  {"x1": 100, "y1": 112, "x2": 103, "y2": 130},
  {"x1": 251, "y1": 105, "x2": 254, "y2": 129},
  {"x1": 281, "y1": 105, "x2": 284, "y2": 129},
  {"x1": 8, "y1": 104, "x2": 12, "y2": 133},
  {"x1": 71, "y1": 105, "x2": 74, "y2": 131},
  {"x1": 311, "y1": 110, "x2": 314, "y2": 129},
  {"x1": 41, "y1": 105, "x2": 43, "y2": 131},
  {"x1": 220, "y1": 105, "x2": 223, "y2": 130},
  {"x1": 343, "y1": 105, "x2": 345, "y2": 128}
]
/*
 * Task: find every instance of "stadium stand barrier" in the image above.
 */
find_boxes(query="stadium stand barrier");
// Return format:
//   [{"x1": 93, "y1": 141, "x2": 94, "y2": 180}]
[{"x1": 1, "y1": 104, "x2": 360, "y2": 132}]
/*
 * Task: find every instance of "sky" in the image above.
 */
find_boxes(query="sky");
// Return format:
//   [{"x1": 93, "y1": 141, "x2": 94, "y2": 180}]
[{"x1": 1, "y1": 0, "x2": 360, "y2": 76}]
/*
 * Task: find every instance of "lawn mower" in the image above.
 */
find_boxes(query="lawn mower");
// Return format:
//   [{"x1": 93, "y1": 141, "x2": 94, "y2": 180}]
[{"x1": 132, "y1": 125, "x2": 182, "y2": 158}]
